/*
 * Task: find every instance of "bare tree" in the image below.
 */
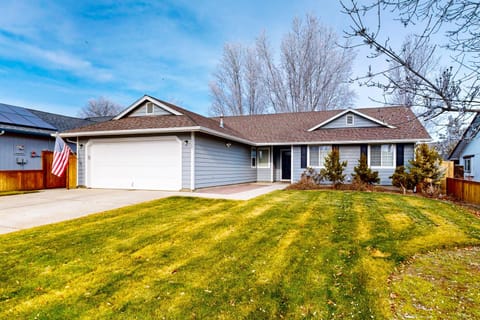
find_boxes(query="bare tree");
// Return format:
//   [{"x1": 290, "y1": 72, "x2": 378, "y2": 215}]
[
  {"x1": 340, "y1": 0, "x2": 480, "y2": 119},
  {"x1": 79, "y1": 97, "x2": 123, "y2": 118},
  {"x1": 209, "y1": 43, "x2": 268, "y2": 116},
  {"x1": 386, "y1": 35, "x2": 439, "y2": 107},
  {"x1": 434, "y1": 113, "x2": 469, "y2": 158},
  {"x1": 209, "y1": 15, "x2": 356, "y2": 115},
  {"x1": 278, "y1": 16, "x2": 356, "y2": 112}
]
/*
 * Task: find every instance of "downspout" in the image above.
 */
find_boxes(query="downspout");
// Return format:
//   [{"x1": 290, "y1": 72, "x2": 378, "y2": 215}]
[{"x1": 190, "y1": 131, "x2": 195, "y2": 191}]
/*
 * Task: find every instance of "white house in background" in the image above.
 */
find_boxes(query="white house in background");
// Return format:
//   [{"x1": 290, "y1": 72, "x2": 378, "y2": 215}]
[{"x1": 449, "y1": 114, "x2": 480, "y2": 181}]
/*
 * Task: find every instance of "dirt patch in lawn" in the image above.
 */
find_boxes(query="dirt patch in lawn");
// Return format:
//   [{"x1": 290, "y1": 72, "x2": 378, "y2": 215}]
[{"x1": 389, "y1": 246, "x2": 480, "y2": 319}]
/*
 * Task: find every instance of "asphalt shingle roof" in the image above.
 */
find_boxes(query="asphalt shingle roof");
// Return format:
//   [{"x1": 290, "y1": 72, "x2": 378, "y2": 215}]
[
  {"x1": 63, "y1": 97, "x2": 430, "y2": 144},
  {"x1": 28, "y1": 109, "x2": 96, "y2": 132}
]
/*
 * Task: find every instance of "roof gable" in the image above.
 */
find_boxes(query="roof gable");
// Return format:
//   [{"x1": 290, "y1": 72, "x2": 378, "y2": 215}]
[
  {"x1": 449, "y1": 113, "x2": 480, "y2": 160},
  {"x1": 62, "y1": 98, "x2": 430, "y2": 145},
  {"x1": 307, "y1": 109, "x2": 395, "y2": 131},
  {"x1": 115, "y1": 95, "x2": 183, "y2": 119}
]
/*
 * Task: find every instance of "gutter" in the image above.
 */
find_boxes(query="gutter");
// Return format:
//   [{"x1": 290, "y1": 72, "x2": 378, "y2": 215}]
[
  {"x1": 1, "y1": 127, "x2": 53, "y2": 137},
  {"x1": 255, "y1": 138, "x2": 432, "y2": 146},
  {"x1": 59, "y1": 127, "x2": 430, "y2": 147},
  {"x1": 59, "y1": 126, "x2": 256, "y2": 146}
]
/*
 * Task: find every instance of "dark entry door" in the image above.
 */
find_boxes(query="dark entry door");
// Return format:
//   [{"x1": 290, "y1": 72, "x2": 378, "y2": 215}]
[{"x1": 281, "y1": 150, "x2": 291, "y2": 180}]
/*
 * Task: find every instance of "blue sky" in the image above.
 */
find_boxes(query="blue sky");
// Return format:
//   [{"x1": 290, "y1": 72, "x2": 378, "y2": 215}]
[{"x1": 0, "y1": 0, "x2": 403, "y2": 116}]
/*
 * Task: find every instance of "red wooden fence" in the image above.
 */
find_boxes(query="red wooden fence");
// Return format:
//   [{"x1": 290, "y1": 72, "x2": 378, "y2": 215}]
[
  {"x1": 0, "y1": 151, "x2": 76, "y2": 192},
  {"x1": 446, "y1": 178, "x2": 480, "y2": 205}
]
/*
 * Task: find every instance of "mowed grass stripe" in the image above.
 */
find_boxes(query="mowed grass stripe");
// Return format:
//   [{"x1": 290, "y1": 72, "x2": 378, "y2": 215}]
[{"x1": 1, "y1": 191, "x2": 480, "y2": 319}]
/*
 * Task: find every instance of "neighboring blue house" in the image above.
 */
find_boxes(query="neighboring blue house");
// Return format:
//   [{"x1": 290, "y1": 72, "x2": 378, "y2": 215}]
[
  {"x1": 61, "y1": 95, "x2": 431, "y2": 191},
  {"x1": 0, "y1": 103, "x2": 106, "y2": 170},
  {"x1": 449, "y1": 114, "x2": 480, "y2": 181}
]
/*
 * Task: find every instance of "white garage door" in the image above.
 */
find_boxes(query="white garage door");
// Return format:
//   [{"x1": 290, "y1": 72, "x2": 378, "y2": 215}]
[{"x1": 87, "y1": 137, "x2": 182, "y2": 190}]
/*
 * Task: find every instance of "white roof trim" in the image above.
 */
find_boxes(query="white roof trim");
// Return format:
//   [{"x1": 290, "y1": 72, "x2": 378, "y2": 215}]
[
  {"x1": 307, "y1": 108, "x2": 396, "y2": 131},
  {"x1": 114, "y1": 95, "x2": 183, "y2": 120},
  {"x1": 59, "y1": 127, "x2": 201, "y2": 138},
  {"x1": 59, "y1": 126, "x2": 256, "y2": 146},
  {"x1": 60, "y1": 127, "x2": 429, "y2": 146},
  {"x1": 255, "y1": 138, "x2": 431, "y2": 146}
]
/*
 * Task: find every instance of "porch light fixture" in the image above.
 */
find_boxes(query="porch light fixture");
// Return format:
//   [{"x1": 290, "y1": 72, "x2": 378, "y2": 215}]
[
  {"x1": 184, "y1": 140, "x2": 189, "y2": 146},
  {"x1": 225, "y1": 142, "x2": 232, "y2": 148}
]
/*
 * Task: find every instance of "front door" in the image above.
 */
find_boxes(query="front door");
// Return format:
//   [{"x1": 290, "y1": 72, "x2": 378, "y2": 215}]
[{"x1": 281, "y1": 150, "x2": 291, "y2": 180}]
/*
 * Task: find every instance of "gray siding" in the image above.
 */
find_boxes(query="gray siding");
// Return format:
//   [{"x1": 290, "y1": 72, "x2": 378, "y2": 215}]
[
  {"x1": 404, "y1": 144, "x2": 414, "y2": 163},
  {"x1": 179, "y1": 133, "x2": 191, "y2": 190},
  {"x1": 377, "y1": 168, "x2": 395, "y2": 185},
  {"x1": 290, "y1": 144, "x2": 405, "y2": 185},
  {"x1": 0, "y1": 133, "x2": 54, "y2": 170},
  {"x1": 339, "y1": 145, "x2": 360, "y2": 182},
  {"x1": 323, "y1": 113, "x2": 381, "y2": 129},
  {"x1": 292, "y1": 146, "x2": 303, "y2": 182},
  {"x1": 195, "y1": 133, "x2": 256, "y2": 188},
  {"x1": 128, "y1": 103, "x2": 172, "y2": 117},
  {"x1": 256, "y1": 147, "x2": 272, "y2": 182},
  {"x1": 257, "y1": 168, "x2": 271, "y2": 182},
  {"x1": 77, "y1": 138, "x2": 88, "y2": 186}
]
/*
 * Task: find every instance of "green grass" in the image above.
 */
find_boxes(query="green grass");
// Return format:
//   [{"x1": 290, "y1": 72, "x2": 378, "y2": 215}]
[{"x1": 0, "y1": 190, "x2": 479, "y2": 319}]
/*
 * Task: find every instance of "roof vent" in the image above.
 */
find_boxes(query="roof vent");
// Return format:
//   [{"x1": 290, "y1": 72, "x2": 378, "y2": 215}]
[{"x1": 220, "y1": 114, "x2": 224, "y2": 128}]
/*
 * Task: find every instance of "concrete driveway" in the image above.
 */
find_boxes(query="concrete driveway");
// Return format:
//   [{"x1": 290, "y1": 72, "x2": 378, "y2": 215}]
[{"x1": 0, "y1": 183, "x2": 286, "y2": 235}]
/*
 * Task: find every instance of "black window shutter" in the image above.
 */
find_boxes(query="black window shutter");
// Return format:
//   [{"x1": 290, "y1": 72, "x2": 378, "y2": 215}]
[
  {"x1": 396, "y1": 144, "x2": 404, "y2": 166},
  {"x1": 360, "y1": 144, "x2": 368, "y2": 158},
  {"x1": 301, "y1": 146, "x2": 307, "y2": 168}
]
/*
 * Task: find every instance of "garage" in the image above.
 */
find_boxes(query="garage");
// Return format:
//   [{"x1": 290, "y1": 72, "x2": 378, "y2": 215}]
[{"x1": 86, "y1": 137, "x2": 182, "y2": 190}]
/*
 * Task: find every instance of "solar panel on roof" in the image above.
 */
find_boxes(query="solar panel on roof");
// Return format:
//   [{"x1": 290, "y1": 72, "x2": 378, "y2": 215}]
[{"x1": 0, "y1": 103, "x2": 56, "y2": 130}]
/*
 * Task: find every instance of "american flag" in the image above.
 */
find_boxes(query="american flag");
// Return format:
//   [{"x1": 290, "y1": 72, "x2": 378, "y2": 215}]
[{"x1": 51, "y1": 136, "x2": 71, "y2": 177}]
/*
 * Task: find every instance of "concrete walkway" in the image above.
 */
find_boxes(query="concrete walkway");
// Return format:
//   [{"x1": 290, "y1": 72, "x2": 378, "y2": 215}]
[{"x1": 0, "y1": 183, "x2": 287, "y2": 235}]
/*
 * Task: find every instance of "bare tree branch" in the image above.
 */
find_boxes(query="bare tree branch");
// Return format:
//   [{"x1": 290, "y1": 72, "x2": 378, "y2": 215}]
[
  {"x1": 78, "y1": 97, "x2": 123, "y2": 118},
  {"x1": 341, "y1": 0, "x2": 480, "y2": 115},
  {"x1": 209, "y1": 15, "x2": 356, "y2": 115}
]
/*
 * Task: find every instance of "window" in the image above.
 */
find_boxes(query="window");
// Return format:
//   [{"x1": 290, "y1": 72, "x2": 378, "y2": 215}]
[
  {"x1": 257, "y1": 148, "x2": 270, "y2": 168},
  {"x1": 370, "y1": 144, "x2": 394, "y2": 167},
  {"x1": 464, "y1": 157, "x2": 472, "y2": 173},
  {"x1": 309, "y1": 145, "x2": 331, "y2": 167},
  {"x1": 346, "y1": 114, "x2": 354, "y2": 126},
  {"x1": 146, "y1": 102, "x2": 154, "y2": 115},
  {"x1": 251, "y1": 148, "x2": 257, "y2": 168}
]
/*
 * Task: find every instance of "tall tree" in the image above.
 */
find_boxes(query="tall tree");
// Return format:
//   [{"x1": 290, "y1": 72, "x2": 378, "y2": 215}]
[
  {"x1": 341, "y1": 0, "x2": 480, "y2": 119},
  {"x1": 386, "y1": 35, "x2": 439, "y2": 108},
  {"x1": 274, "y1": 16, "x2": 356, "y2": 112},
  {"x1": 209, "y1": 15, "x2": 356, "y2": 115},
  {"x1": 209, "y1": 43, "x2": 268, "y2": 116},
  {"x1": 79, "y1": 97, "x2": 123, "y2": 118}
]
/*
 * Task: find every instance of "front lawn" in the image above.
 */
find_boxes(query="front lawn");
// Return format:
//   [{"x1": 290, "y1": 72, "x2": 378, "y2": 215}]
[{"x1": 1, "y1": 191, "x2": 479, "y2": 319}]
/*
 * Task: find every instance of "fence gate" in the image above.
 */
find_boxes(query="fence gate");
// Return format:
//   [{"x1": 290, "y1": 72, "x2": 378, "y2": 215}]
[{"x1": 42, "y1": 151, "x2": 66, "y2": 189}]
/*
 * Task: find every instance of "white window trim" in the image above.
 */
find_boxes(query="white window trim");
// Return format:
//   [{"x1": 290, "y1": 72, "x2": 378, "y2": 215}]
[
  {"x1": 257, "y1": 147, "x2": 270, "y2": 168},
  {"x1": 346, "y1": 114, "x2": 354, "y2": 126},
  {"x1": 464, "y1": 157, "x2": 472, "y2": 173},
  {"x1": 251, "y1": 147, "x2": 257, "y2": 168},
  {"x1": 368, "y1": 144, "x2": 396, "y2": 169},
  {"x1": 307, "y1": 145, "x2": 331, "y2": 168},
  {"x1": 146, "y1": 102, "x2": 154, "y2": 115}
]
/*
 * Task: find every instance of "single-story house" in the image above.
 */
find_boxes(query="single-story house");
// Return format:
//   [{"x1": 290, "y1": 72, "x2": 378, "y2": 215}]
[
  {"x1": 449, "y1": 113, "x2": 480, "y2": 181},
  {"x1": 60, "y1": 95, "x2": 431, "y2": 191},
  {"x1": 0, "y1": 102, "x2": 108, "y2": 170}
]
